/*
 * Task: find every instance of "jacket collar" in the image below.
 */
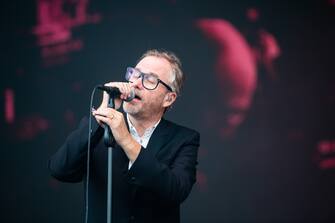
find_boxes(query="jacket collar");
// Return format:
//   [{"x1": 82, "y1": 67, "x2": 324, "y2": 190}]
[{"x1": 122, "y1": 111, "x2": 171, "y2": 157}]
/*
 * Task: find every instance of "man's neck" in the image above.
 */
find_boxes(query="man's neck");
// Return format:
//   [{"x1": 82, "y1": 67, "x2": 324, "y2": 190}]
[{"x1": 128, "y1": 113, "x2": 162, "y2": 137}]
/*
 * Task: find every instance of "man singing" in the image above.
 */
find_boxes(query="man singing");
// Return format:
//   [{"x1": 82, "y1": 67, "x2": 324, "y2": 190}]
[{"x1": 49, "y1": 49, "x2": 200, "y2": 223}]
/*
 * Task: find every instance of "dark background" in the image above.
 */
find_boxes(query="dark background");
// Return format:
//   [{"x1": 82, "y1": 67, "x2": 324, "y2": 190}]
[{"x1": 1, "y1": 0, "x2": 335, "y2": 222}]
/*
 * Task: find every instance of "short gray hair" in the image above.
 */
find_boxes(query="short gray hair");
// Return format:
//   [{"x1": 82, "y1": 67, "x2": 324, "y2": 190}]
[{"x1": 139, "y1": 49, "x2": 184, "y2": 96}]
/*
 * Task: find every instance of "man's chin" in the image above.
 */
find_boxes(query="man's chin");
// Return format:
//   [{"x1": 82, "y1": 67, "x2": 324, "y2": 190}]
[{"x1": 123, "y1": 103, "x2": 141, "y2": 115}]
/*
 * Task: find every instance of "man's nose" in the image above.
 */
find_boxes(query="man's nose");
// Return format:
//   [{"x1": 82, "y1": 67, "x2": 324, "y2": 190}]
[{"x1": 130, "y1": 77, "x2": 143, "y2": 89}]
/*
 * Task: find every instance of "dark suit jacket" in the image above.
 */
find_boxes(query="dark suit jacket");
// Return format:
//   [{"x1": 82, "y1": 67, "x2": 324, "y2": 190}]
[{"x1": 48, "y1": 115, "x2": 200, "y2": 223}]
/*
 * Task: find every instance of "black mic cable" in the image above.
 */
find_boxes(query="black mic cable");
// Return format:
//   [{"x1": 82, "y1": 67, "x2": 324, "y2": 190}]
[{"x1": 85, "y1": 86, "x2": 98, "y2": 223}]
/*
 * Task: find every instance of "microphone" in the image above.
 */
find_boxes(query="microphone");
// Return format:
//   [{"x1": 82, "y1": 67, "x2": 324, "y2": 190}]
[{"x1": 97, "y1": 85, "x2": 135, "y2": 102}]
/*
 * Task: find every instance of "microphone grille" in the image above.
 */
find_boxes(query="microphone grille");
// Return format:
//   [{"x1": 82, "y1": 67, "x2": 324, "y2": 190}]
[{"x1": 124, "y1": 88, "x2": 135, "y2": 102}]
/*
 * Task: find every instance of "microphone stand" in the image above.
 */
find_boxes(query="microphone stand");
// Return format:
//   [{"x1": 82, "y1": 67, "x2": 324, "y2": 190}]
[{"x1": 103, "y1": 95, "x2": 116, "y2": 223}]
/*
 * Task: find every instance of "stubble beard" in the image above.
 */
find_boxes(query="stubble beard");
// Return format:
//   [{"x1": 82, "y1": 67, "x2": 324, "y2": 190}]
[
  {"x1": 123, "y1": 101, "x2": 163, "y2": 121},
  {"x1": 123, "y1": 102, "x2": 143, "y2": 117}
]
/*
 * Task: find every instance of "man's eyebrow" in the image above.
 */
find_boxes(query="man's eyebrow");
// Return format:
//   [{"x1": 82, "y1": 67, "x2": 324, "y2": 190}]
[
  {"x1": 147, "y1": 72, "x2": 159, "y2": 78},
  {"x1": 136, "y1": 68, "x2": 159, "y2": 78}
]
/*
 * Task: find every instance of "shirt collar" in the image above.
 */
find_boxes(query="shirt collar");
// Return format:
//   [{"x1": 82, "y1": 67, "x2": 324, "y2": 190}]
[{"x1": 126, "y1": 114, "x2": 161, "y2": 137}]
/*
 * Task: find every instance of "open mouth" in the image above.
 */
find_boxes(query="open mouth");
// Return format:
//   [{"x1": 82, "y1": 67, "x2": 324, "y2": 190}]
[{"x1": 134, "y1": 94, "x2": 142, "y2": 101}]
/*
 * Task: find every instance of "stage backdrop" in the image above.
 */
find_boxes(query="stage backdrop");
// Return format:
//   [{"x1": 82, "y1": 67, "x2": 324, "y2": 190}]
[{"x1": 2, "y1": 0, "x2": 335, "y2": 222}]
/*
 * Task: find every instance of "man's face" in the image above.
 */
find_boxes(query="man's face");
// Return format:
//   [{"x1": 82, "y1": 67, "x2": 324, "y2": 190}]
[{"x1": 123, "y1": 56, "x2": 173, "y2": 119}]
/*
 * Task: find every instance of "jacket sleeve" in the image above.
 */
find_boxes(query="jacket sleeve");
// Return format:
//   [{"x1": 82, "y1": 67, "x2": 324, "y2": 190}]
[
  {"x1": 126, "y1": 130, "x2": 200, "y2": 204},
  {"x1": 48, "y1": 116, "x2": 103, "y2": 183}
]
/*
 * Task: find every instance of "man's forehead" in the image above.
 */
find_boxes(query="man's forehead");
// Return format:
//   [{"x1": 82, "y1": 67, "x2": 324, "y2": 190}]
[{"x1": 135, "y1": 56, "x2": 171, "y2": 78}]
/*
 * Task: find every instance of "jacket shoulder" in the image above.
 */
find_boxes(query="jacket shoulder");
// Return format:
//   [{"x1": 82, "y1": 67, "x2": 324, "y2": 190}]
[{"x1": 163, "y1": 119, "x2": 200, "y2": 138}]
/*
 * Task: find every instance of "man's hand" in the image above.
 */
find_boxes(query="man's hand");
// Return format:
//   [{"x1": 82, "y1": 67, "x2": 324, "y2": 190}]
[
  {"x1": 94, "y1": 82, "x2": 133, "y2": 126},
  {"x1": 92, "y1": 107, "x2": 141, "y2": 162},
  {"x1": 97, "y1": 82, "x2": 134, "y2": 110}
]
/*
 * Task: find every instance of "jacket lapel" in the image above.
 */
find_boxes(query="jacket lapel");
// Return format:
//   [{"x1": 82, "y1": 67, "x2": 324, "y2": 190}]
[{"x1": 145, "y1": 118, "x2": 171, "y2": 157}]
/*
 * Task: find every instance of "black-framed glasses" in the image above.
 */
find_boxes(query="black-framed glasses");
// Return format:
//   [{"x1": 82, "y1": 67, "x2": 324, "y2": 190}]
[{"x1": 125, "y1": 67, "x2": 173, "y2": 92}]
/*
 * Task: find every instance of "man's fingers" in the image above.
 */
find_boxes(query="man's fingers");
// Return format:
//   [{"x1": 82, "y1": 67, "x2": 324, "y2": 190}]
[
  {"x1": 124, "y1": 83, "x2": 132, "y2": 99},
  {"x1": 92, "y1": 107, "x2": 121, "y2": 119},
  {"x1": 93, "y1": 110, "x2": 111, "y2": 118},
  {"x1": 104, "y1": 82, "x2": 133, "y2": 100},
  {"x1": 93, "y1": 108, "x2": 123, "y2": 131},
  {"x1": 94, "y1": 115, "x2": 112, "y2": 126},
  {"x1": 99, "y1": 82, "x2": 133, "y2": 109}
]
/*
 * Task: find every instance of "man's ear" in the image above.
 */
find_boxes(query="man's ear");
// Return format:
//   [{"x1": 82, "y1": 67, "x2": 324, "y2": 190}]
[{"x1": 163, "y1": 92, "x2": 177, "y2": 108}]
